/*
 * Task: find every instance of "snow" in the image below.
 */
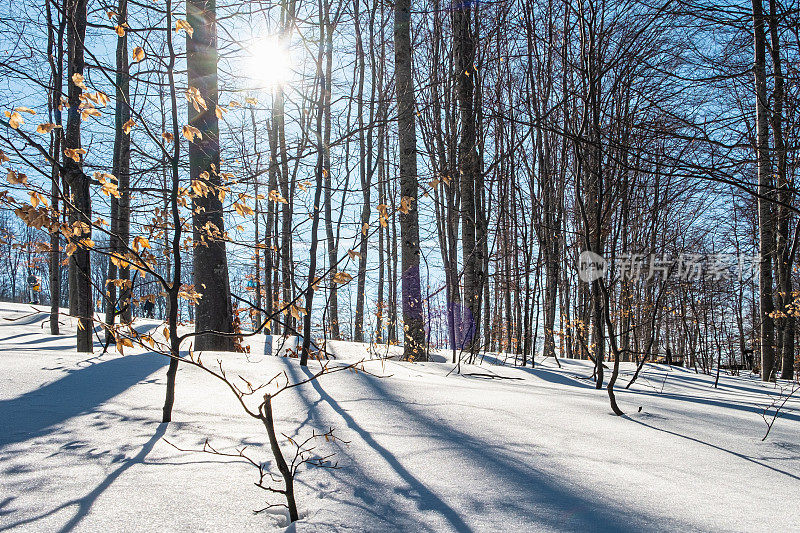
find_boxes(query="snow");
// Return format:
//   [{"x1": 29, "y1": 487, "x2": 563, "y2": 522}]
[{"x1": 1, "y1": 301, "x2": 799, "y2": 532}]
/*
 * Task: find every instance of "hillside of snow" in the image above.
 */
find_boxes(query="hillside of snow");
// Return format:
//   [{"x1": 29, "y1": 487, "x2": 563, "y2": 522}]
[{"x1": 1, "y1": 302, "x2": 799, "y2": 532}]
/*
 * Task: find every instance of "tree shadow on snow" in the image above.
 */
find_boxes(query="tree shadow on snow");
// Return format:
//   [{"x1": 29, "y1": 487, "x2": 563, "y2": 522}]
[
  {"x1": 295, "y1": 365, "x2": 666, "y2": 532},
  {"x1": 357, "y1": 374, "x2": 655, "y2": 532},
  {"x1": 302, "y1": 367, "x2": 472, "y2": 532},
  {"x1": 0, "y1": 423, "x2": 167, "y2": 532},
  {"x1": 0, "y1": 352, "x2": 166, "y2": 448},
  {"x1": 623, "y1": 388, "x2": 800, "y2": 424},
  {"x1": 624, "y1": 416, "x2": 800, "y2": 481},
  {"x1": 511, "y1": 366, "x2": 596, "y2": 389},
  {"x1": 282, "y1": 365, "x2": 427, "y2": 531},
  {"x1": 0, "y1": 331, "x2": 38, "y2": 343}
]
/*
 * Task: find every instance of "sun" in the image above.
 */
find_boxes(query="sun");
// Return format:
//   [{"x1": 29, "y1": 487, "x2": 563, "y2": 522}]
[{"x1": 246, "y1": 37, "x2": 292, "y2": 89}]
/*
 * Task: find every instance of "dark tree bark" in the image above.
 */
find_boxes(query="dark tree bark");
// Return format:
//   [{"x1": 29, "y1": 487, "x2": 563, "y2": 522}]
[
  {"x1": 264, "y1": 118, "x2": 280, "y2": 319},
  {"x1": 162, "y1": 0, "x2": 184, "y2": 422},
  {"x1": 767, "y1": 0, "x2": 794, "y2": 380},
  {"x1": 187, "y1": 0, "x2": 235, "y2": 351},
  {"x1": 376, "y1": 130, "x2": 386, "y2": 343},
  {"x1": 453, "y1": 0, "x2": 480, "y2": 355},
  {"x1": 473, "y1": 4, "x2": 488, "y2": 360},
  {"x1": 576, "y1": 2, "x2": 606, "y2": 386},
  {"x1": 322, "y1": 7, "x2": 339, "y2": 340},
  {"x1": 300, "y1": 0, "x2": 329, "y2": 366},
  {"x1": 353, "y1": 0, "x2": 370, "y2": 342},
  {"x1": 274, "y1": 0, "x2": 296, "y2": 336},
  {"x1": 249, "y1": 107, "x2": 262, "y2": 329},
  {"x1": 276, "y1": 81, "x2": 293, "y2": 335},
  {"x1": 46, "y1": 0, "x2": 66, "y2": 335},
  {"x1": 105, "y1": 0, "x2": 132, "y2": 341},
  {"x1": 394, "y1": 0, "x2": 425, "y2": 360},
  {"x1": 752, "y1": 0, "x2": 776, "y2": 381},
  {"x1": 64, "y1": 0, "x2": 92, "y2": 352}
]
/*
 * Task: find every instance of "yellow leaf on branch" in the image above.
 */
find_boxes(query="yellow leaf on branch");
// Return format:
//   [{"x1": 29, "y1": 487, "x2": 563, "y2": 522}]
[
  {"x1": 175, "y1": 19, "x2": 193, "y2": 38},
  {"x1": 333, "y1": 271, "x2": 353, "y2": 284},
  {"x1": 7, "y1": 169, "x2": 27, "y2": 185},
  {"x1": 234, "y1": 201, "x2": 254, "y2": 216},
  {"x1": 268, "y1": 189, "x2": 288, "y2": 204},
  {"x1": 399, "y1": 196, "x2": 414, "y2": 214},
  {"x1": 185, "y1": 86, "x2": 208, "y2": 112},
  {"x1": 4, "y1": 111, "x2": 24, "y2": 129},
  {"x1": 182, "y1": 125, "x2": 202, "y2": 142},
  {"x1": 116, "y1": 335, "x2": 133, "y2": 354},
  {"x1": 95, "y1": 172, "x2": 120, "y2": 198},
  {"x1": 132, "y1": 235, "x2": 151, "y2": 251},
  {"x1": 80, "y1": 107, "x2": 102, "y2": 120},
  {"x1": 289, "y1": 304, "x2": 306, "y2": 320},
  {"x1": 71, "y1": 73, "x2": 87, "y2": 91},
  {"x1": 83, "y1": 91, "x2": 109, "y2": 107},
  {"x1": 191, "y1": 179, "x2": 209, "y2": 197},
  {"x1": 376, "y1": 203, "x2": 389, "y2": 227},
  {"x1": 64, "y1": 147, "x2": 87, "y2": 162},
  {"x1": 72, "y1": 221, "x2": 91, "y2": 236},
  {"x1": 36, "y1": 123, "x2": 61, "y2": 134}
]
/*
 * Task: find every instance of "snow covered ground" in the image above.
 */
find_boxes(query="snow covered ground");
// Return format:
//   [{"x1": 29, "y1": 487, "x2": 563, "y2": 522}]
[{"x1": 1, "y1": 301, "x2": 799, "y2": 532}]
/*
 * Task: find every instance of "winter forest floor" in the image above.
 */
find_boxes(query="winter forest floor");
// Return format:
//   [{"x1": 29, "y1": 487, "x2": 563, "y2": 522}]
[{"x1": 1, "y1": 302, "x2": 799, "y2": 532}]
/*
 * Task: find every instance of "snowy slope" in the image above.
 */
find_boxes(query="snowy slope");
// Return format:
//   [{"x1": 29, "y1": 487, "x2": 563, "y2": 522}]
[{"x1": 1, "y1": 302, "x2": 799, "y2": 532}]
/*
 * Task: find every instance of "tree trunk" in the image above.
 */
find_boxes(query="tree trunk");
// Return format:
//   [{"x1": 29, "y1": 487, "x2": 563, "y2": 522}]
[
  {"x1": 276, "y1": 85, "x2": 293, "y2": 335},
  {"x1": 46, "y1": 0, "x2": 65, "y2": 335},
  {"x1": 162, "y1": 0, "x2": 183, "y2": 423},
  {"x1": 65, "y1": 0, "x2": 92, "y2": 352},
  {"x1": 105, "y1": 0, "x2": 132, "y2": 341},
  {"x1": 394, "y1": 0, "x2": 425, "y2": 360},
  {"x1": 187, "y1": 0, "x2": 235, "y2": 351},
  {"x1": 322, "y1": 10, "x2": 339, "y2": 340},
  {"x1": 453, "y1": 0, "x2": 480, "y2": 355},
  {"x1": 353, "y1": 0, "x2": 370, "y2": 342},
  {"x1": 300, "y1": 0, "x2": 329, "y2": 366},
  {"x1": 767, "y1": 0, "x2": 793, "y2": 380},
  {"x1": 250, "y1": 108, "x2": 262, "y2": 330},
  {"x1": 265, "y1": 119, "x2": 280, "y2": 319},
  {"x1": 752, "y1": 0, "x2": 776, "y2": 381}
]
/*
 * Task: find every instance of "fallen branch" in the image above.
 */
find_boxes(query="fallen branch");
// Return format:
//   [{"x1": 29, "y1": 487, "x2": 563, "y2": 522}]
[
  {"x1": 761, "y1": 382, "x2": 800, "y2": 441},
  {"x1": 462, "y1": 372, "x2": 524, "y2": 381}
]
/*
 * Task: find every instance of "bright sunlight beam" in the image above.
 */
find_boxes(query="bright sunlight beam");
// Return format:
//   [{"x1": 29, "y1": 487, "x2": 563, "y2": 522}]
[{"x1": 246, "y1": 36, "x2": 292, "y2": 89}]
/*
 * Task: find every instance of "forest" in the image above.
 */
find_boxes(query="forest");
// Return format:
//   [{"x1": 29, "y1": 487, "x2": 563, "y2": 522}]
[{"x1": 0, "y1": 0, "x2": 799, "y2": 529}]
